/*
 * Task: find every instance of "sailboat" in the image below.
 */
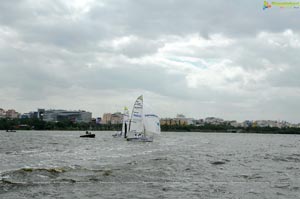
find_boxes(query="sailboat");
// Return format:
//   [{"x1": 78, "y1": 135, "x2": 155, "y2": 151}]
[
  {"x1": 125, "y1": 95, "x2": 161, "y2": 142},
  {"x1": 112, "y1": 107, "x2": 129, "y2": 138}
]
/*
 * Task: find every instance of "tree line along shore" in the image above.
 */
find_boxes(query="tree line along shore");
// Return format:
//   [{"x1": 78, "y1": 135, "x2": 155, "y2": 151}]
[{"x1": 1, "y1": 118, "x2": 300, "y2": 134}]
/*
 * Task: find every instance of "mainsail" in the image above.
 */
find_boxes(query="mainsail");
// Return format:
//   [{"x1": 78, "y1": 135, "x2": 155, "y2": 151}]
[
  {"x1": 127, "y1": 95, "x2": 144, "y2": 137},
  {"x1": 126, "y1": 95, "x2": 161, "y2": 142}
]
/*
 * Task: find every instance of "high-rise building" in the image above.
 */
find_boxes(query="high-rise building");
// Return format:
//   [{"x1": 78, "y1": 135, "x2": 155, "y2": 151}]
[
  {"x1": 0, "y1": 108, "x2": 6, "y2": 118},
  {"x1": 111, "y1": 112, "x2": 123, "y2": 124},
  {"x1": 102, "y1": 112, "x2": 123, "y2": 124},
  {"x1": 102, "y1": 113, "x2": 112, "y2": 124},
  {"x1": 6, "y1": 109, "x2": 19, "y2": 119}
]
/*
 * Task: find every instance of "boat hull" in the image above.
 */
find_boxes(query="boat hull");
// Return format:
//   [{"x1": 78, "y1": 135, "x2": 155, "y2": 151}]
[
  {"x1": 126, "y1": 137, "x2": 153, "y2": 142},
  {"x1": 80, "y1": 134, "x2": 95, "y2": 138}
]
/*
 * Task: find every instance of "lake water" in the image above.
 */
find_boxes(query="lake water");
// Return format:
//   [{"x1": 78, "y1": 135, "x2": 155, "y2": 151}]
[{"x1": 0, "y1": 131, "x2": 300, "y2": 198}]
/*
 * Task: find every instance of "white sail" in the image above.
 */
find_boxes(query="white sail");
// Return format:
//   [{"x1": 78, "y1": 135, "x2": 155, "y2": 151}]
[
  {"x1": 128, "y1": 95, "x2": 144, "y2": 135},
  {"x1": 121, "y1": 107, "x2": 129, "y2": 134},
  {"x1": 144, "y1": 114, "x2": 161, "y2": 135},
  {"x1": 126, "y1": 95, "x2": 161, "y2": 142}
]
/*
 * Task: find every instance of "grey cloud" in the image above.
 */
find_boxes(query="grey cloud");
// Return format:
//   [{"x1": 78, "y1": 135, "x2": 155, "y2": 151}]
[
  {"x1": 1, "y1": 0, "x2": 300, "y2": 122},
  {"x1": 118, "y1": 39, "x2": 163, "y2": 58},
  {"x1": 88, "y1": 0, "x2": 300, "y2": 37}
]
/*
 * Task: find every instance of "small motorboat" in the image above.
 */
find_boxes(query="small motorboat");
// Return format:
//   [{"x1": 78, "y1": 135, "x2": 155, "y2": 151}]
[
  {"x1": 80, "y1": 134, "x2": 95, "y2": 138},
  {"x1": 6, "y1": 130, "x2": 16, "y2": 132},
  {"x1": 80, "y1": 131, "x2": 95, "y2": 138}
]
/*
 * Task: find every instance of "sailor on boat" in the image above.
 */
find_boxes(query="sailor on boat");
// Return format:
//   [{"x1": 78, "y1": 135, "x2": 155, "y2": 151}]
[{"x1": 134, "y1": 133, "x2": 143, "y2": 138}]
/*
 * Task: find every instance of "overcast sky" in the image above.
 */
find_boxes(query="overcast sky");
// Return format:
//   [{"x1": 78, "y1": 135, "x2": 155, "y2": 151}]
[{"x1": 1, "y1": 0, "x2": 300, "y2": 122}]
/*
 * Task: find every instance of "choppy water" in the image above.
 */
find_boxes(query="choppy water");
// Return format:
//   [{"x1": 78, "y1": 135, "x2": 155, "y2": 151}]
[{"x1": 0, "y1": 131, "x2": 300, "y2": 199}]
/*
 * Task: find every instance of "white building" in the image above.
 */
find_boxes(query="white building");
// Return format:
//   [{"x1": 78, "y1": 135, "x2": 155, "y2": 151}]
[
  {"x1": 205, "y1": 117, "x2": 224, "y2": 125},
  {"x1": 0, "y1": 108, "x2": 6, "y2": 118},
  {"x1": 5, "y1": 109, "x2": 19, "y2": 119}
]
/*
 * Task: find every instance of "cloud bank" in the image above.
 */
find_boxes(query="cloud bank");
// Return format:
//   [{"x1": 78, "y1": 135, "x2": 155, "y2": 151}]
[{"x1": 1, "y1": 0, "x2": 300, "y2": 122}]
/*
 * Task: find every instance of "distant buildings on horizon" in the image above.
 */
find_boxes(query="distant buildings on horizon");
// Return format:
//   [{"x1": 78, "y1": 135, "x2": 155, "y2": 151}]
[
  {"x1": 42, "y1": 109, "x2": 92, "y2": 123},
  {"x1": 160, "y1": 115, "x2": 300, "y2": 129},
  {"x1": 0, "y1": 108, "x2": 20, "y2": 119},
  {"x1": 102, "y1": 112, "x2": 123, "y2": 124},
  {"x1": 1, "y1": 107, "x2": 300, "y2": 128},
  {"x1": 0, "y1": 108, "x2": 92, "y2": 123}
]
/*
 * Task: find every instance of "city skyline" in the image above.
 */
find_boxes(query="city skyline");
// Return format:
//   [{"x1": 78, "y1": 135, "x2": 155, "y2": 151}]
[
  {"x1": 1, "y1": 106, "x2": 300, "y2": 125},
  {"x1": 1, "y1": 1, "x2": 300, "y2": 123}
]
